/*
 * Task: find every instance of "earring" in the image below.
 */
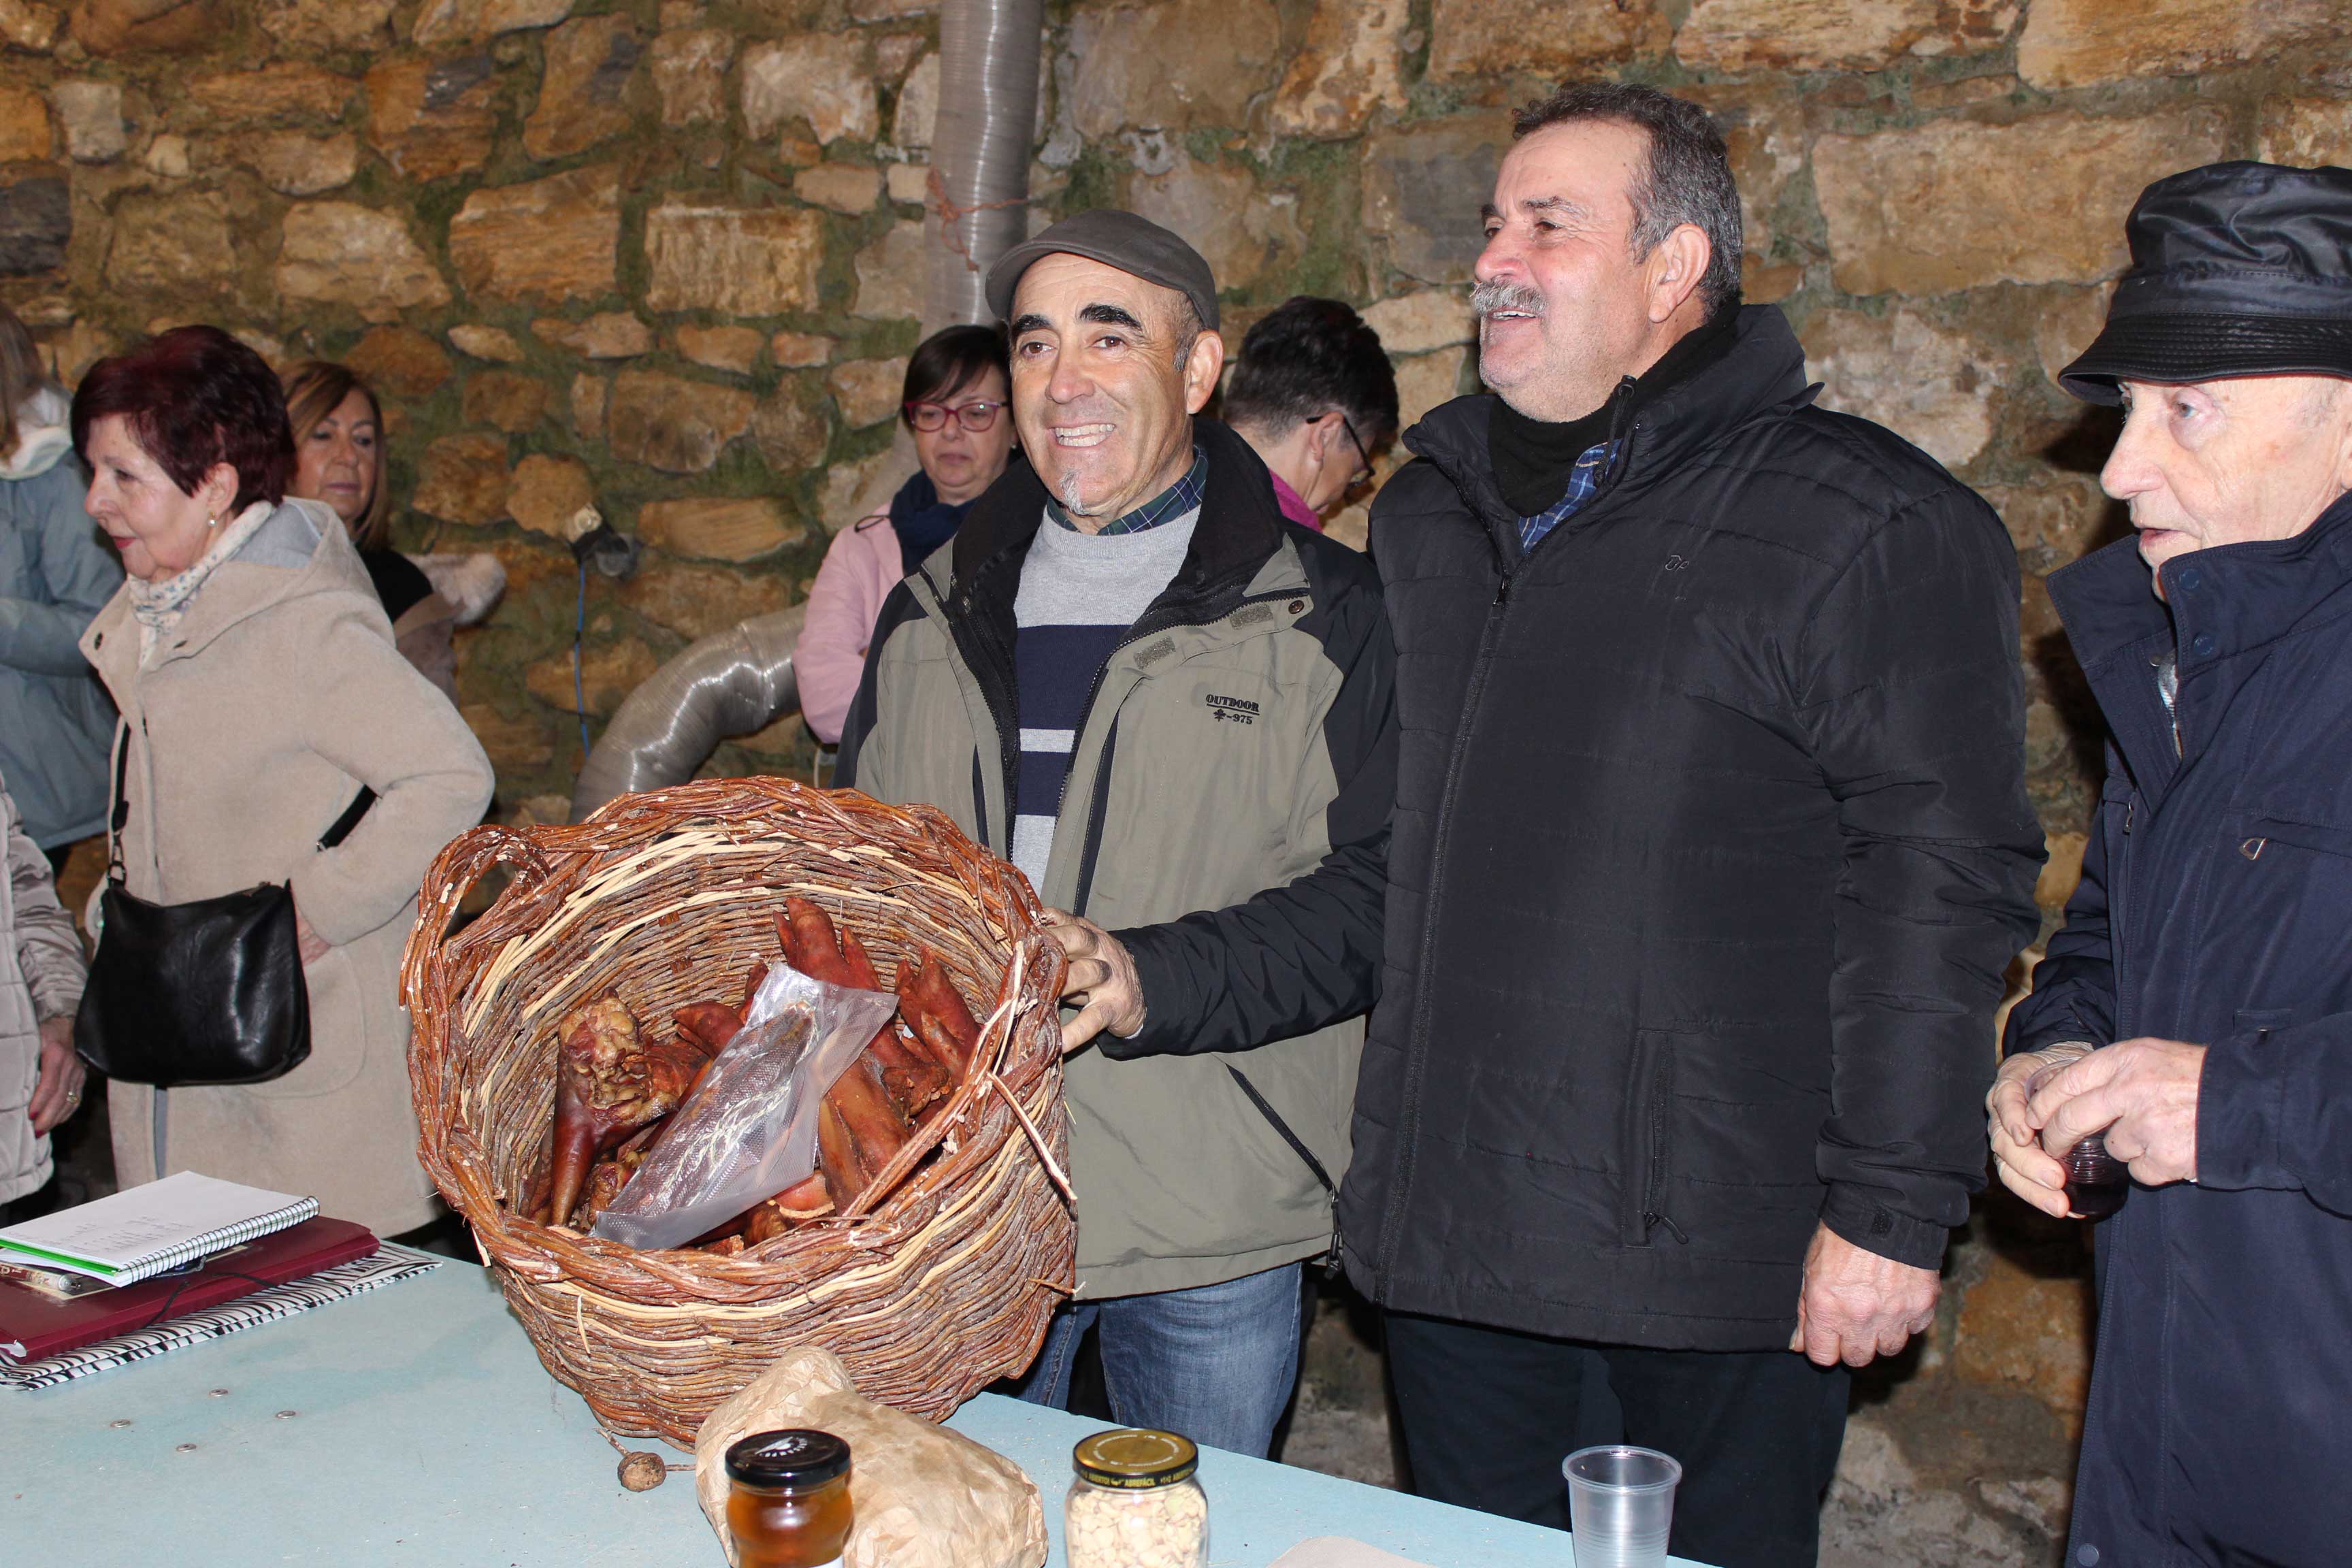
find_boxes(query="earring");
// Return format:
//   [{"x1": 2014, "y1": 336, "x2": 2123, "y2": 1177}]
[{"x1": 206, "y1": 516, "x2": 218, "y2": 529}]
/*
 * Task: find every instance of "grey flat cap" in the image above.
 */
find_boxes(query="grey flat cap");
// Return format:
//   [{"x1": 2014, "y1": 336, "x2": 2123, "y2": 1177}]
[{"x1": 984, "y1": 208, "x2": 1220, "y2": 330}]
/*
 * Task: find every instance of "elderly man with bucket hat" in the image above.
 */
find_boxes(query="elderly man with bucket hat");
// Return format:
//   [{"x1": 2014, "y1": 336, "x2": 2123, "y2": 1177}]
[
  {"x1": 1997, "y1": 161, "x2": 2352, "y2": 1565},
  {"x1": 836, "y1": 210, "x2": 1396, "y2": 1455}
]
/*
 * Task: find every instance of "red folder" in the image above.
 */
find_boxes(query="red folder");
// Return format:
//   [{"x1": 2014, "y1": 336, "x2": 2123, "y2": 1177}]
[{"x1": 0, "y1": 1216, "x2": 378, "y2": 1363}]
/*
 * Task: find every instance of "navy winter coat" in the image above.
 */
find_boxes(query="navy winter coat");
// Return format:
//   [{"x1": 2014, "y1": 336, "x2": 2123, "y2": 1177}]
[
  {"x1": 1341, "y1": 307, "x2": 2044, "y2": 1350},
  {"x1": 2010, "y1": 493, "x2": 2352, "y2": 1567}
]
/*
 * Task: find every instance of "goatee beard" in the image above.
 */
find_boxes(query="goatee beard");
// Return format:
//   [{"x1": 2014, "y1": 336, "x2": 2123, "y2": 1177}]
[{"x1": 1056, "y1": 470, "x2": 1100, "y2": 518}]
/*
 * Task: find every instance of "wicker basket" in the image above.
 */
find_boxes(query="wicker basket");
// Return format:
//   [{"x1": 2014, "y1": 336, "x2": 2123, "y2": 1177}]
[{"x1": 400, "y1": 778, "x2": 1075, "y2": 1448}]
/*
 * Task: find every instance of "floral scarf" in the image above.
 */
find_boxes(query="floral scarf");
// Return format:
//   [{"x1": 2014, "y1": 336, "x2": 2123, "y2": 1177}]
[{"x1": 128, "y1": 500, "x2": 274, "y2": 662}]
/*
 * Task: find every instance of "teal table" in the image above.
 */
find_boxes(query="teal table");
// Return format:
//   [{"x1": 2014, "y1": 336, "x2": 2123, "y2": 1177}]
[{"x1": 7, "y1": 1261, "x2": 1708, "y2": 1566}]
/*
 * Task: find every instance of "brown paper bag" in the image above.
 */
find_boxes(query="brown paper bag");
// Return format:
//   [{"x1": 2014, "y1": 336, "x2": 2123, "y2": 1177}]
[{"x1": 694, "y1": 1345, "x2": 1047, "y2": 1568}]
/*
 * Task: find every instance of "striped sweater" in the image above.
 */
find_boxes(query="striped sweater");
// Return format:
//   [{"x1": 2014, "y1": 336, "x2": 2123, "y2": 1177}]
[{"x1": 1008, "y1": 506, "x2": 1199, "y2": 889}]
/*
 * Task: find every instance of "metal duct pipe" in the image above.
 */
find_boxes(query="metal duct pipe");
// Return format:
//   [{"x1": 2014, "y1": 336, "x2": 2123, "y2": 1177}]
[
  {"x1": 568, "y1": 0, "x2": 1041, "y2": 819},
  {"x1": 924, "y1": 0, "x2": 1045, "y2": 333},
  {"x1": 569, "y1": 605, "x2": 804, "y2": 821}
]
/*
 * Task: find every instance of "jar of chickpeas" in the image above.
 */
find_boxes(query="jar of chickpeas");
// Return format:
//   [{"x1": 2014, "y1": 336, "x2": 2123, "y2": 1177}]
[{"x1": 1064, "y1": 1428, "x2": 1209, "y2": 1568}]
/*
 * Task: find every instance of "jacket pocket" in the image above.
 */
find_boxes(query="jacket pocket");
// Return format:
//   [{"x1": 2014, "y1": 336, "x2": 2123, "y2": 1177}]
[
  {"x1": 2244, "y1": 815, "x2": 2352, "y2": 863},
  {"x1": 2213, "y1": 814, "x2": 2352, "y2": 1027},
  {"x1": 1616, "y1": 1029, "x2": 1684, "y2": 1247}
]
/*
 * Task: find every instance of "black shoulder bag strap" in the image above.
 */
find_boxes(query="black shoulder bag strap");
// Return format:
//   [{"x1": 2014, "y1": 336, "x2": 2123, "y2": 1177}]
[
  {"x1": 318, "y1": 782, "x2": 378, "y2": 849},
  {"x1": 103, "y1": 727, "x2": 377, "y2": 860},
  {"x1": 103, "y1": 723, "x2": 128, "y2": 885},
  {"x1": 99, "y1": 725, "x2": 180, "y2": 1173}
]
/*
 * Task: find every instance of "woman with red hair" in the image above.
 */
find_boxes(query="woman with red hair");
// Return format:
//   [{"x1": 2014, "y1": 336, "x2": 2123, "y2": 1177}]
[{"x1": 71, "y1": 326, "x2": 493, "y2": 1239}]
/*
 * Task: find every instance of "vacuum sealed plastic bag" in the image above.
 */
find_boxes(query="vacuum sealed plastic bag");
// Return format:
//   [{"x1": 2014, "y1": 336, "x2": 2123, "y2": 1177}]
[{"x1": 592, "y1": 964, "x2": 897, "y2": 1252}]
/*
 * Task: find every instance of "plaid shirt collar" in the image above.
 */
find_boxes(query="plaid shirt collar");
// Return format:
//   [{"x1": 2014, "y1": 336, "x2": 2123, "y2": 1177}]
[
  {"x1": 1046, "y1": 446, "x2": 1207, "y2": 536},
  {"x1": 1516, "y1": 439, "x2": 1617, "y2": 555}
]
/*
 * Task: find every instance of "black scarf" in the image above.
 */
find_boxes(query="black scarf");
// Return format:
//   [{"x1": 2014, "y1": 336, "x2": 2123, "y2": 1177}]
[
  {"x1": 1489, "y1": 301, "x2": 1743, "y2": 517},
  {"x1": 886, "y1": 470, "x2": 973, "y2": 574}
]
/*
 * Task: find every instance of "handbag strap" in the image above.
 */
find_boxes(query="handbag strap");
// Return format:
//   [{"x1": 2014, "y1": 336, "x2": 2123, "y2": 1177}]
[
  {"x1": 104, "y1": 723, "x2": 128, "y2": 886},
  {"x1": 318, "y1": 785, "x2": 377, "y2": 850},
  {"x1": 103, "y1": 721, "x2": 378, "y2": 872}
]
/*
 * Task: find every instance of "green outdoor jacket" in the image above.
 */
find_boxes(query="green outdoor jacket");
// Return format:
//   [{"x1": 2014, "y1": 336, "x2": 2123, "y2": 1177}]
[{"x1": 838, "y1": 418, "x2": 1396, "y2": 1299}]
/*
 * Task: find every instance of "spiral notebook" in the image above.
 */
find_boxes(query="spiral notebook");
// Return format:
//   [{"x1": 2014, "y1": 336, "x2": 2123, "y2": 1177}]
[{"x1": 0, "y1": 1173, "x2": 318, "y2": 1286}]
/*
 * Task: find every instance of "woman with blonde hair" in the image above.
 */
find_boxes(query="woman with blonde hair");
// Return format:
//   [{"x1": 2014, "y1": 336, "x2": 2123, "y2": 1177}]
[
  {"x1": 280, "y1": 360, "x2": 504, "y2": 701},
  {"x1": 0, "y1": 301, "x2": 119, "y2": 869}
]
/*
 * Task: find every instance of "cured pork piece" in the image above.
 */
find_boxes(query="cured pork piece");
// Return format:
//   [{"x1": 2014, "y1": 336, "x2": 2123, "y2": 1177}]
[{"x1": 548, "y1": 993, "x2": 705, "y2": 1226}]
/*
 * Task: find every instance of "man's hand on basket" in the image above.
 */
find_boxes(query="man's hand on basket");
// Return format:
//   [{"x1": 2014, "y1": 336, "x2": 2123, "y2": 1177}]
[{"x1": 1042, "y1": 909, "x2": 1145, "y2": 1052}]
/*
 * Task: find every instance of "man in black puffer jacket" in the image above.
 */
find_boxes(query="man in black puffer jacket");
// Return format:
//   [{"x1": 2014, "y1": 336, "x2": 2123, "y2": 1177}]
[{"x1": 1337, "y1": 82, "x2": 2044, "y2": 1567}]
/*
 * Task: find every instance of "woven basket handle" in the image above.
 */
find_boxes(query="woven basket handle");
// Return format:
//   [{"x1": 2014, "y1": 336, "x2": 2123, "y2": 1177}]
[{"x1": 399, "y1": 823, "x2": 554, "y2": 1009}]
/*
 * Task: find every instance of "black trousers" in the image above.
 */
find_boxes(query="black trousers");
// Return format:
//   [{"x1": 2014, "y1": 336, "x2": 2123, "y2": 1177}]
[{"x1": 1384, "y1": 1311, "x2": 1849, "y2": 1568}]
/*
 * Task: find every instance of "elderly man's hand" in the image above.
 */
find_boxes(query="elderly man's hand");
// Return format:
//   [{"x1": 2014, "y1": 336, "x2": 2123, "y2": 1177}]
[
  {"x1": 2026, "y1": 1036, "x2": 2204, "y2": 1188},
  {"x1": 29, "y1": 1017, "x2": 85, "y2": 1136},
  {"x1": 1043, "y1": 909, "x2": 1145, "y2": 1052},
  {"x1": 1989, "y1": 1043, "x2": 2093, "y2": 1218},
  {"x1": 1789, "y1": 1223, "x2": 1940, "y2": 1367}
]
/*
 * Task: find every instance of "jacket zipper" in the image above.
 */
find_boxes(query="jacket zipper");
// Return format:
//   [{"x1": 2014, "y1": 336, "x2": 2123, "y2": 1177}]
[
  {"x1": 1069, "y1": 719, "x2": 1118, "y2": 919},
  {"x1": 1374, "y1": 390, "x2": 1643, "y2": 1282},
  {"x1": 968, "y1": 750, "x2": 990, "y2": 850},
  {"x1": 2111, "y1": 793, "x2": 2136, "y2": 1038},
  {"x1": 1642, "y1": 1078, "x2": 1686, "y2": 1244}
]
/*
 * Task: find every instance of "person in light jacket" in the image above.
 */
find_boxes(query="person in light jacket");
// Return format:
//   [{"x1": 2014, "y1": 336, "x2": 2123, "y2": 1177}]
[
  {"x1": 795, "y1": 325, "x2": 1016, "y2": 743},
  {"x1": 72, "y1": 327, "x2": 493, "y2": 1239},
  {"x1": 0, "y1": 770, "x2": 88, "y2": 1225},
  {"x1": 839, "y1": 212, "x2": 1396, "y2": 1458},
  {"x1": 0, "y1": 301, "x2": 120, "y2": 869}
]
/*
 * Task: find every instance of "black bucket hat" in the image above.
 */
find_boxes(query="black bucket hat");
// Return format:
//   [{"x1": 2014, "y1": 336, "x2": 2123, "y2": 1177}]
[
  {"x1": 2059, "y1": 161, "x2": 2352, "y2": 405},
  {"x1": 984, "y1": 209, "x2": 1220, "y2": 331}
]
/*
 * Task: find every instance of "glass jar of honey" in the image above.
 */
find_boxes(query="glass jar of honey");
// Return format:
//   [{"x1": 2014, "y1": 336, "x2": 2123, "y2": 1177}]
[{"x1": 724, "y1": 1428, "x2": 853, "y2": 1568}]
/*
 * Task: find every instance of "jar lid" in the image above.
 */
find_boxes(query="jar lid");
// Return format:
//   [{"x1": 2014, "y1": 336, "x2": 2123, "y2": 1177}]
[
  {"x1": 725, "y1": 1428, "x2": 851, "y2": 1488},
  {"x1": 1073, "y1": 1428, "x2": 1198, "y2": 1489}
]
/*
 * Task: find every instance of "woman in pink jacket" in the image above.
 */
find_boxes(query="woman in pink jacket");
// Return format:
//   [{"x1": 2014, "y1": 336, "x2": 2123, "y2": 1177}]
[{"x1": 798, "y1": 327, "x2": 1015, "y2": 743}]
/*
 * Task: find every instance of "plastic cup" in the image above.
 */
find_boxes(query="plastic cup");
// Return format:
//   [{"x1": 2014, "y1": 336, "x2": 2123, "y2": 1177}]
[{"x1": 1563, "y1": 1445, "x2": 1682, "y2": 1568}]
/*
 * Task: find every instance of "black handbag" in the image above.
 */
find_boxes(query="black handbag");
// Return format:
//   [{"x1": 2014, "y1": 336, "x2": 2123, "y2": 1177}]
[{"x1": 74, "y1": 730, "x2": 376, "y2": 1090}]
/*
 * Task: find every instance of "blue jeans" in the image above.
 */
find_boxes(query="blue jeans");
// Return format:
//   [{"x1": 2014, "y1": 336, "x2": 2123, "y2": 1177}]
[{"x1": 1013, "y1": 1262, "x2": 1307, "y2": 1458}]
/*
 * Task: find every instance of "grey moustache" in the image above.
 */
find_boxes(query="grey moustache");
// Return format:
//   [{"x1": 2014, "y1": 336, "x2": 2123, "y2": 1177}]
[{"x1": 1471, "y1": 281, "x2": 1547, "y2": 318}]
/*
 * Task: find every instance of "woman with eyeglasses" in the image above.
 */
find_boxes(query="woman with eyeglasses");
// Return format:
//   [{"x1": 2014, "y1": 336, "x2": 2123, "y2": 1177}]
[
  {"x1": 796, "y1": 324, "x2": 1016, "y2": 744},
  {"x1": 1222, "y1": 296, "x2": 1399, "y2": 532}
]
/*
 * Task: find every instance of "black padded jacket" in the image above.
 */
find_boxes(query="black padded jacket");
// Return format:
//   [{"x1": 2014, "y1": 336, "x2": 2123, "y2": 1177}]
[{"x1": 1337, "y1": 306, "x2": 2044, "y2": 1350}]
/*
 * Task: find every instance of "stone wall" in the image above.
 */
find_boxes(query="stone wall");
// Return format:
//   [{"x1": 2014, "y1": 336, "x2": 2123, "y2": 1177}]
[{"x1": 5, "y1": 0, "x2": 2347, "y2": 1554}]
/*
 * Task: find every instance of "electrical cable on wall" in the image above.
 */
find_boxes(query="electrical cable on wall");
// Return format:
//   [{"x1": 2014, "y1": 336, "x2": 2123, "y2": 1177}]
[
  {"x1": 572, "y1": 557, "x2": 591, "y2": 766},
  {"x1": 564, "y1": 504, "x2": 642, "y2": 789}
]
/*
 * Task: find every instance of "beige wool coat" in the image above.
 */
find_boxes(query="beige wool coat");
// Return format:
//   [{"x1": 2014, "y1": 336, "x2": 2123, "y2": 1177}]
[{"x1": 79, "y1": 499, "x2": 493, "y2": 1235}]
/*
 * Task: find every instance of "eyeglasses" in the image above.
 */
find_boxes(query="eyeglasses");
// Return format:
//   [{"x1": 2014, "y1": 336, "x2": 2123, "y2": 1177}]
[
  {"x1": 904, "y1": 399, "x2": 1006, "y2": 433},
  {"x1": 1337, "y1": 415, "x2": 1374, "y2": 489}
]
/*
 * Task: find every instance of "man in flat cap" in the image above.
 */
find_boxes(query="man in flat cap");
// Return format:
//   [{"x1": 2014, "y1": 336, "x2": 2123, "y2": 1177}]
[
  {"x1": 1997, "y1": 161, "x2": 2352, "y2": 1565},
  {"x1": 838, "y1": 210, "x2": 1395, "y2": 1455}
]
